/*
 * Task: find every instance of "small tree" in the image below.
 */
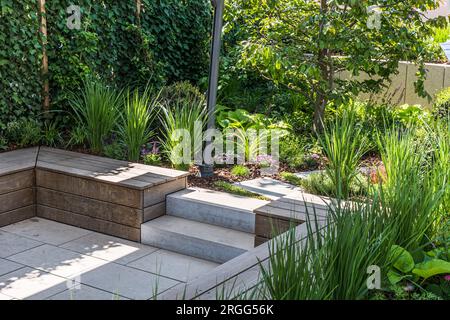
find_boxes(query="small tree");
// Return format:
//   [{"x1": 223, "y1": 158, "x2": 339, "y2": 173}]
[{"x1": 227, "y1": 0, "x2": 447, "y2": 131}]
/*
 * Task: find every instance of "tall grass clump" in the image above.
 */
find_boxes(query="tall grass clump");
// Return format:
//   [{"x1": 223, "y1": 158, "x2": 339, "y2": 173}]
[
  {"x1": 70, "y1": 79, "x2": 121, "y2": 153},
  {"x1": 256, "y1": 197, "x2": 395, "y2": 300},
  {"x1": 159, "y1": 95, "x2": 207, "y2": 169},
  {"x1": 377, "y1": 128, "x2": 446, "y2": 250},
  {"x1": 319, "y1": 109, "x2": 369, "y2": 199},
  {"x1": 119, "y1": 87, "x2": 159, "y2": 161},
  {"x1": 428, "y1": 117, "x2": 450, "y2": 235}
]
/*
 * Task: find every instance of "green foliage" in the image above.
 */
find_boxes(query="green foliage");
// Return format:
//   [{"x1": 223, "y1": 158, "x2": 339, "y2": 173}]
[
  {"x1": 6, "y1": 118, "x2": 42, "y2": 147},
  {"x1": 257, "y1": 198, "x2": 396, "y2": 300},
  {"x1": 0, "y1": 1, "x2": 42, "y2": 131},
  {"x1": 288, "y1": 171, "x2": 368, "y2": 199},
  {"x1": 0, "y1": 1, "x2": 211, "y2": 131},
  {"x1": 378, "y1": 128, "x2": 445, "y2": 250},
  {"x1": 41, "y1": 121, "x2": 62, "y2": 147},
  {"x1": 217, "y1": 107, "x2": 289, "y2": 161},
  {"x1": 67, "y1": 124, "x2": 87, "y2": 148},
  {"x1": 0, "y1": 136, "x2": 8, "y2": 151},
  {"x1": 119, "y1": 87, "x2": 159, "y2": 162},
  {"x1": 433, "y1": 87, "x2": 450, "y2": 118},
  {"x1": 213, "y1": 181, "x2": 269, "y2": 201},
  {"x1": 279, "y1": 134, "x2": 318, "y2": 170},
  {"x1": 103, "y1": 142, "x2": 126, "y2": 161},
  {"x1": 319, "y1": 108, "x2": 369, "y2": 199},
  {"x1": 159, "y1": 81, "x2": 206, "y2": 107},
  {"x1": 225, "y1": 0, "x2": 446, "y2": 129},
  {"x1": 159, "y1": 90, "x2": 207, "y2": 168},
  {"x1": 143, "y1": 153, "x2": 162, "y2": 166},
  {"x1": 70, "y1": 80, "x2": 121, "y2": 154},
  {"x1": 231, "y1": 165, "x2": 250, "y2": 177}
]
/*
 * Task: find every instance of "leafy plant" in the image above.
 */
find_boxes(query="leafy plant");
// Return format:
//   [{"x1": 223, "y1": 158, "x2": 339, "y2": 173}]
[
  {"x1": 143, "y1": 153, "x2": 162, "y2": 166},
  {"x1": 103, "y1": 142, "x2": 126, "y2": 161},
  {"x1": 119, "y1": 87, "x2": 159, "y2": 162},
  {"x1": 159, "y1": 91, "x2": 208, "y2": 169},
  {"x1": 433, "y1": 87, "x2": 450, "y2": 118},
  {"x1": 41, "y1": 121, "x2": 62, "y2": 147},
  {"x1": 6, "y1": 118, "x2": 42, "y2": 147},
  {"x1": 378, "y1": 128, "x2": 446, "y2": 250},
  {"x1": 388, "y1": 245, "x2": 450, "y2": 288},
  {"x1": 256, "y1": 196, "x2": 396, "y2": 300},
  {"x1": 319, "y1": 108, "x2": 369, "y2": 199},
  {"x1": 231, "y1": 165, "x2": 250, "y2": 177},
  {"x1": 67, "y1": 124, "x2": 87, "y2": 147},
  {"x1": 0, "y1": 135, "x2": 8, "y2": 151},
  {"x1": 70, "y1": 79, "x2": 121, "y2": 154}
]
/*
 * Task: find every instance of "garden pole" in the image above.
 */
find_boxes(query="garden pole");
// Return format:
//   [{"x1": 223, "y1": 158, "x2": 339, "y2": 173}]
[{"x1": 202, "y1": 0, "x2": 224, "y2": 177}]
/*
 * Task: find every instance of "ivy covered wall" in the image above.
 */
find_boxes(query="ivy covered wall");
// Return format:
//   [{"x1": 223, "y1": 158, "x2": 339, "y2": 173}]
[{"x1": 0, "y1": 0, "x2": 211, "y2": 128}]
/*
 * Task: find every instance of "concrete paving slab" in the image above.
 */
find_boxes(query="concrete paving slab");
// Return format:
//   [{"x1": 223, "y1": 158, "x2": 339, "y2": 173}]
[
  {"x1": 8, "y1": 244, "x2": 108, "y2": 278},
  {"x1": 0, "y1": 258, "x2": 23, "y2": 277},
  {"x1": 2, "y1": 218, "x2": 92, "y2": 246},
  {"x1": 60, "y1": 233, "x2": 159, "y2": 265},
  {"x1": 128, "y1": 249, "x2": 218, "y2": 282},
  {"x1": 49, "y1": 285, "x2": 129, "y2": 300},
  {"x1": 0, "y1": 267, "x2": 70, "y2": 300},
  {"x1": 0, "y1": 230, "x2": 42, "y2": 258},
  {"x1": 78, "y1": 262, "x2": 180, "y2": 300}
]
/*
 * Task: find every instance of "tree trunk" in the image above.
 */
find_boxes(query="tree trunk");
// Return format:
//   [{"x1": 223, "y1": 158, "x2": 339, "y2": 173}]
[
  {"x1": 136, "y1": 0, "x2": 142, "y2": 26},
  {"x1": 38, "y1": 0, "x2": 49, "y2": 114},
  {"x1": 313, "y1": 0, "x2": 329, "y2": 133}
]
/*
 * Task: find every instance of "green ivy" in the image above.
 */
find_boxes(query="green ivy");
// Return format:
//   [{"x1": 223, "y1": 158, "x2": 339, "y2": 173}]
[{"x1": 0, "y1": 0, "x2": 211, "y2": 133}]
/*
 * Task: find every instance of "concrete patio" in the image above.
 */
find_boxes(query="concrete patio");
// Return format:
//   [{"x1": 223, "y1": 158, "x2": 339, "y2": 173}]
[{"x1": 0, "y1": 218, "x2": 218, "y2": 300}]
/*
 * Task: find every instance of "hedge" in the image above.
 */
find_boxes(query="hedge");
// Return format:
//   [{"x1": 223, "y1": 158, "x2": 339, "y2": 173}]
[{"x1": 0, "y1": 0, "x2": 211, "y2": 129}]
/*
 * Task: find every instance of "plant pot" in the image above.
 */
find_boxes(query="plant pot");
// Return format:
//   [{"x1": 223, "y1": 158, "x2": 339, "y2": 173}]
[{"x1": 198, "y1": 164, "x2": 214, "y2": 178}]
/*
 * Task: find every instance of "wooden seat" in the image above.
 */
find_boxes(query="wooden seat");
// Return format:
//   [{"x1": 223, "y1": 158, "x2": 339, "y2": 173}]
[
  {"x1": 0, "y1": 148, "x2": 38, "y2": 227},
  {"x1": 0, "y1": 147, "x2": 189, "y2": 242}
]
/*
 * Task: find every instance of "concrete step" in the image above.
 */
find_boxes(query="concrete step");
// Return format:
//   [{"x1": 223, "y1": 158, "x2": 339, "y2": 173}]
[
  {"x1": 141, "y1": 216, "x2": 255, "y2": 264},
  {"x1": 234, "y1": 178, "x2": 301, "y2": 200},
  {"x1": 166, "y1": 188, "x2": 269, "y2": 233}
]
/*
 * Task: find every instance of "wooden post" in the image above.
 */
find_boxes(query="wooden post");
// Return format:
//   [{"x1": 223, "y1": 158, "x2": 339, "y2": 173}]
[
  {"x1": 38, "y1": 0, "x2": 50, "y2": 113},
  {"x1": 136, "y1": 0, "x2": 142, "y2": 26}
]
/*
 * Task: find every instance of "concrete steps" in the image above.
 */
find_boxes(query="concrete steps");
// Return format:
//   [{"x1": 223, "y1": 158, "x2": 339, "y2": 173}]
[
  {"x1": 141, "y1": 216, "x2": 255, "y2": 264},
  {"x1": 166, "y1": 188, "x2": 269, "y2": 233}
]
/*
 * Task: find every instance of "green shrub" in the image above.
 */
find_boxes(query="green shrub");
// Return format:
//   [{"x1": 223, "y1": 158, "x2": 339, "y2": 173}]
[
  {"x1": 6, "y1": 118, "x2": 42, "y2": 147},
  {"x1": 143, "y1": 153, "x2": 162, "y2": 166},
  {"x1": 159, "y1": 89, "x2": 207, "y2": 168},
  {"x1": 433, "y1": 87, "x2": 450, "y2": 118},
  {"x1": 159, "y1": 81, "x2": 205, "y2": 107},
  {"x1": 119, "y1": 87, "x2": 159, "y2": 162},
  {"x1": 319, "y1": 108, "x2": 369, "y2": 199},
  {"x1": 231, "y1": 165, "x2": 250, "y2": 177},
  {"x1": 70, "y1": 80, "x2": 121, "y2": 154},
  {"x1": 103, "y1": 142, "x2": 126, "y2": 161},
  {"x1": 256, "y1": 197, "x2": 395, "y2": 300},
  {"x1": 67, "y1": 125, "x2": 87, "y2": 148},
  {"x1": 0, "y1": 136, "x2": 8, "y2": 151},
  {"x1": 279, "y1": 135, "x2": 309, "y2": 169},
  {"x1": 41, "y1": 121, "x2": 62, "y2": 147},
  {"x1": 378, "y1": 128, "x2": 445, "y2": 250}
]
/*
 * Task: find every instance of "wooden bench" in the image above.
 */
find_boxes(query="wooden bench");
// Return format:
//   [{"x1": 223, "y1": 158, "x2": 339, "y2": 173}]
[
  {"x1": 0, "y1": 148, "x2": 38, "y2": 227},
  {"x1": 0, "y1": 147, "x2": 189, "y2": 242},
  {"x1": 35, "y1": 147, "x2": 189, "y2": 241},
  {"x1": 254, "y1": 192, "x2": 330, "y2": 246}
]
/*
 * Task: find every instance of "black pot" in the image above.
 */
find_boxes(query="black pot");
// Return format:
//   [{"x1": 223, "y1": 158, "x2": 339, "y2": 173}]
[{"x1": 198, "y1": 164, "x2": 214, "y2": 178}]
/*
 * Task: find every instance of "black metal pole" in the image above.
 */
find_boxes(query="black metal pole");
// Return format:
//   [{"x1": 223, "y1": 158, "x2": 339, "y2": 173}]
[{"x1": 201, "y1": 0, "x2": 224, "y2": 177}]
